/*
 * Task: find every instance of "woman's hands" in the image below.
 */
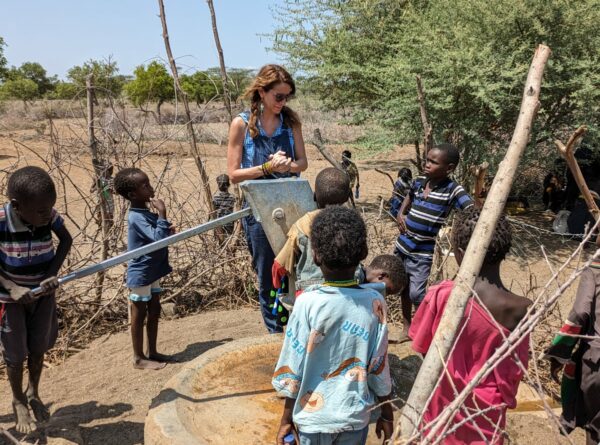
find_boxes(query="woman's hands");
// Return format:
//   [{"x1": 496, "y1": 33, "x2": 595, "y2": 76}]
[{"x1": 269, "y1": 150, "x2": 293, "y2": 174}]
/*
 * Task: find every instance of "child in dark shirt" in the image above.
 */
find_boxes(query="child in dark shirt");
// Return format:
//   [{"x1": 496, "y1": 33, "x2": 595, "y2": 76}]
[
  {"x1": 389, "y1": 167, "x2": 413, "y2": 218},
  {"x1": 212, "y1": 174, "x2": 236, "y2": 234},
  {"x1": 114, "y1": 168, "x2": 174, "y2": 370},
  {"x1": 0, "y1": 166, "x2": 72, "y2": 433}
]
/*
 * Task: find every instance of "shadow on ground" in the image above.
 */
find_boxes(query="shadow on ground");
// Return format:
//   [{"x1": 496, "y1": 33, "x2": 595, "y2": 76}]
[
  {"x1": 172, "y1": 338, "x2": 233, "y2": 363},
  {"x1": 1, "y1": 401, "x2": 138, "y2": 445}
]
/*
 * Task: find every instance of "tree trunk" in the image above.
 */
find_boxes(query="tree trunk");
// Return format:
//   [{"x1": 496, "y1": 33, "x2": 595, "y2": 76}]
[
  {"x1": 157, "y1": 0, "x2": 215, "y2": 216},
  {"x1": 397, "y1": 44, "x2": 552, "y2": 442},
  {"x1": 86, "y1": 75, "x2": 110, "y2": 303},
  {"x1": 416, "y1": 75, "x2": 434, "y2": 158},
  {"x1": 156, "y1": 99, "x2": 163, "y2": 125},
  {"x1": 206, "y1": 0, "x2": 233, "y2": 123}
]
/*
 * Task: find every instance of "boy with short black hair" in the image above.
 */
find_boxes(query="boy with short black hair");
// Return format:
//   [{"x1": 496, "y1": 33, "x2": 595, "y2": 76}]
[
  {"x1": 114, "y1": 167, "x2": 174, "y2": 370},
  {"x1": 212, "y1": 174, "x2": 236, "y2": 234},
  {"x1": 1, "y1": 166, "x2": 72, "y2": 433},
  {"x1": 272, "y1": 167, "x2": 351, "y2": 295},
  {"x1": 365, "y1": 254, "x2": 407, "y2": 297},
  {"x1": 395, "y1": 143, "x2": 473, "y2": 339},
  {"x1": 273, "y1": 206, "x2": 393, "y2": 445}
]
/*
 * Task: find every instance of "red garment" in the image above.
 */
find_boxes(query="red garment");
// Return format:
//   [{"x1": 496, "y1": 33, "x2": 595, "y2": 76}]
[
  {"x1": 409, "y1": 280, "x2": 529, "y2": 444},
  {"x1": 272, "y1": 260, "x2": 287, "y2": 290}
]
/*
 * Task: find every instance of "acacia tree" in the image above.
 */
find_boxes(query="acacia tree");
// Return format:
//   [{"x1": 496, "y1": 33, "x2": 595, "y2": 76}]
[
  {"x1": 67, "y1": 58, "x2": 125, "y2": 100},
  {"x1": 271, "y1": 0, "x2": 600, "y2": 178},
  {"x1": 181, "y1": 70, "x2": 220, "y2": 107},
  {"x1": 0, "y1": 78, "x2": 38, "y2": 109},
  {"x1": 0, "y1": 37, "x2": 7, "y2": 81},
  {"x1": 6, "y1": 62, "x2": 56, "y2": 96},
  {"x1": 125, "y1": 61, "x2": 174, "y2": 123}
]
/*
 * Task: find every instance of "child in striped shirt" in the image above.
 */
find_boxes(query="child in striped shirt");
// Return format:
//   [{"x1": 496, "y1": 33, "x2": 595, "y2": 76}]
[
  {"x1": 0, "y1": 166, "x2": 72, "y2": 434},
  {"x1": 394, "y1": 144, "x2": 473, "y2": 340}
]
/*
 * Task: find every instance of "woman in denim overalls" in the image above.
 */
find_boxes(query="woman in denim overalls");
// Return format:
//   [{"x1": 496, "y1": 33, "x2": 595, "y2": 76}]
[{"x1": 227, "y1": 65, "x2": 308, "y2": 333}]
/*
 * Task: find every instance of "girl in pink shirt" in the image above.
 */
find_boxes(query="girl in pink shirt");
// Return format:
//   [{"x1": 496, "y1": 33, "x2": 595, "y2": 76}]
[{"x1": 409, "y1": 207, "x2": 531, "y2": 444}]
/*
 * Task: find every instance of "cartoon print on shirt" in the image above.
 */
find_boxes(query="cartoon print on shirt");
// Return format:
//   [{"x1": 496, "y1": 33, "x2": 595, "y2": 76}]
[
  {"x1": 323, "y1": 357, "x2": 368, "y2": 382},
  {"x1": 273, "y1": 366, "x2": 301, "y2": 396},
  {"x1": 300, "y1": 390, "x2": 325, "y2": 413},
  {"x1": 307, "y1": 329, "x2": 325, "y2": 353}
]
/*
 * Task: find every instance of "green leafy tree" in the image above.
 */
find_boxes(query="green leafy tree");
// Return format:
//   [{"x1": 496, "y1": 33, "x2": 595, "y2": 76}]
[
  {"x1": 227, "y1": 68, "x2": 254, "y2": 103},
  {"x1": 46, "y1": 81, "x2": 80, "y2": 100},
  {"x1": 271, "y1": 0, "x2": 600, "y2": 179},
  {"x1": 125, "y1": 61, "x2": 174, "y2": 123},
  {"x1": 67, "y1": 58, "x2": 124, "y2": 99},
  {"x1": 0, "y1": 78, "x2": 39, "y2": 109},
  {"x1": 181, "y1": 70, "x2": 221, "y2": 107},
  {"x1": 6, "y1": 62, "x2": 56, "y2": 96},
  {"x1": 0, "y1": 37, "x2": 7, "y2": 81}
]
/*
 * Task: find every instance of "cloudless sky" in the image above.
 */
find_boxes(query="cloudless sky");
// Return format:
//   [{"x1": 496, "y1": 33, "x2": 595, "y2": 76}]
[{"x1": 1, "y1": 0, "x2": 284, "y2": 79}]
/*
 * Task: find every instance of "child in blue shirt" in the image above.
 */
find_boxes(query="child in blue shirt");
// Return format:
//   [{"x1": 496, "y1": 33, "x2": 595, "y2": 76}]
[
  {"x1": 114, "y1": 168, "x2": 174, "y2": 370},
  {"x1": 273, "y1": 206, "x2": 394, "y2": 445}
]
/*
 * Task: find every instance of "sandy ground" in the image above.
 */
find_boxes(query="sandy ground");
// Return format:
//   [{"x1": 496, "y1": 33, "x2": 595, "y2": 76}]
[
  {"x1": 0, "y1": 117, "x2": 592, "y2": 444},
  {"x1": 0, "y1": 308, "x2": 586, "y2": 445}
]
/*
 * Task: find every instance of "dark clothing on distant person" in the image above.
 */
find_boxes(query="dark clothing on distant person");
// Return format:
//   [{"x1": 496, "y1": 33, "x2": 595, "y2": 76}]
[
  {"x1": 545, "y1": 263, "x2": 600, "y2": 442},
  {"x1": 212, "y1": 191, "x2": 236, "y2": 234},
  {"x1": 389, "y1": 178, "x2": 412, "y2": 218}
]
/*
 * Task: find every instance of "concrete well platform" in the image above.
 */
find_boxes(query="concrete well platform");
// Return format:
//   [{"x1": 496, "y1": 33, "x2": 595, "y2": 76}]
[{"x1": 144, "y1": 334, "x2": 421, "y2": 445}]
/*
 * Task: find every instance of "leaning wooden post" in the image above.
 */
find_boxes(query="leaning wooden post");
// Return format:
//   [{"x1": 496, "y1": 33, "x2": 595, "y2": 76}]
[
  {"x1": 555, "y1": 126, "x2": 600, "y2": 222},
  {"x1": 86, "y1": 75, "x2": 109, "y2": 303},
  {"x1": 157, "y1": 0, "x2": 215, "y2": 217},
  {"x1": 397, "y1": 44, "x2": 551, "y2": 442}
]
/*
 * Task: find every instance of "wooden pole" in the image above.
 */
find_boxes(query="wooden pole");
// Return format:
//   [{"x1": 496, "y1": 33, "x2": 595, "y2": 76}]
[
  {"x1": 206, "y1": 0, "x2": 233, "y2": 123},
  {"x1": 555, "y1": 125, "x2": 599, "y2": 222},
  {"x1": 416, "y1": 75, "x2": 433, "y2": 158},
  {"x1": 397, "y1": 44, "x2": 551, "y2": 441},
  {"x1": 157, "y1": 0, "x2": 215, "y2": 216},
  {"x1": 86, "y1": 75, "x2": 109, "y2": 303},
  {"x1": 470, "y1": 161, "x2": 489, "y2": 207}
]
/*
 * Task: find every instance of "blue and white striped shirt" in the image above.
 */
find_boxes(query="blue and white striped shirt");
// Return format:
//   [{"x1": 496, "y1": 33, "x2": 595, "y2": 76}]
[{"x1": 395, "y1": 177, "x2": 473, "y2": 258}]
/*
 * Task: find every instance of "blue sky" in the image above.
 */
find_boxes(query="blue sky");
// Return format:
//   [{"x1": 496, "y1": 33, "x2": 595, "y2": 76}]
[{"x1": 1, "y1": 0, "x2": 284, "y2": 79}]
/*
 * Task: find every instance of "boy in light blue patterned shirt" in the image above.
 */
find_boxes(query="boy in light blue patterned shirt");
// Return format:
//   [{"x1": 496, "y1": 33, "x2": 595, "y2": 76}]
[{"x1": 273, "y1": 206, "x2": 394, "y2": 445}]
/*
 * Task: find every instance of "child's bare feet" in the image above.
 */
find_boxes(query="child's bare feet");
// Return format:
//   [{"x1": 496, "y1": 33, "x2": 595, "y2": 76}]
[
  {"x1": 27, "y1": 394, "x2": 50, "y2": 422},
  {"x1": 148, "y1": 352, "x2": 178, "y2": 363},
  {"x1": 13, "y1": 400, "x2": 36, "y2": 433},
  {"x1": 133, "y1": 357, "x2": 167, "y2": 370}
]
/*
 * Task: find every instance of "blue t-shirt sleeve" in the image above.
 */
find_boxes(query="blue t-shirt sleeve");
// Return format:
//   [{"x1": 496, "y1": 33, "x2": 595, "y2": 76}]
[
  {"x1": 367, "y1": 296, "x2": 392, "y2": 397},
  {"x1": 130, "y1": 213, "x2": 171, "y2": 243},
  {"x1": 50, "y1": 209, "x2": 65, "y2": 232},
  {"x1": 272, "y1": 298, "x2": 309, "y2": 399},
  {"x1": 452, "y1": 185, "x2": 474, "y2": 210}
]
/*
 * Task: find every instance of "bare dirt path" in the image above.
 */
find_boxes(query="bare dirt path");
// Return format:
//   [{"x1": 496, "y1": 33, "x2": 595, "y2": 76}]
[
  {"x1": 0, "y1": 308, "x2": 265, "y2": 445},
  {"x1": 0, "y1": 306, "x2": 585, "y2": 445}
]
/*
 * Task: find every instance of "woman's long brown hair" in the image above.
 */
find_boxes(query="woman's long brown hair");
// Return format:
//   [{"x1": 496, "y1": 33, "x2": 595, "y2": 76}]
[{"x1": 242, "y1": 64, "x2": 300, "y2": 138}]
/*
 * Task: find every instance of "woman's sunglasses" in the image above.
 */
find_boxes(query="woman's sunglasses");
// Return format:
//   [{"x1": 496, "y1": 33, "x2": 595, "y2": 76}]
[{"x1": 273, "y1": 92, "x2": 293, "y2": 103}]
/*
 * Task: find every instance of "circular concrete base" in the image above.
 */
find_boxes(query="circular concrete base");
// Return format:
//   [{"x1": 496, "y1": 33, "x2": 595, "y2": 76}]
[
  {"x1": 145, "y1": 334, "x2": 282, "y2": 445},
  {"x1": 144, "y1": 331, "x2": 554, "y2": 445}
]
